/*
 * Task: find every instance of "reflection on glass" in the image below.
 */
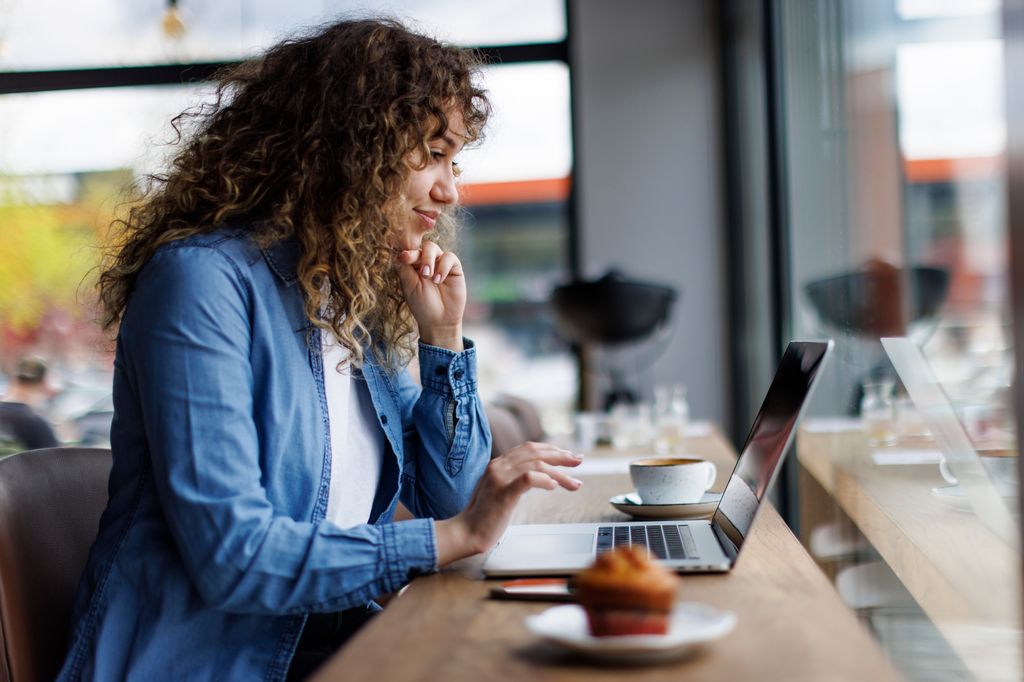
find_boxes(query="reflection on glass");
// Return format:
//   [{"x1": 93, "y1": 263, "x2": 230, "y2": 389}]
[{"x1": 778, "y1": 0, "x2": 1019, "y2": 679}]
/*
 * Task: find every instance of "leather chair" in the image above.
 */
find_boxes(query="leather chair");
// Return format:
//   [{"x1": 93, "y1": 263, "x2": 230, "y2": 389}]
[
  {"x1": 0, "y1": 447, "x2": 111, "y2": 682},
  {"x1": 484, "y1": 403, "x2": 527, "y2": 459},
  {"x1": 492, "y1": 394, "x2": 545, "y2": 443}
]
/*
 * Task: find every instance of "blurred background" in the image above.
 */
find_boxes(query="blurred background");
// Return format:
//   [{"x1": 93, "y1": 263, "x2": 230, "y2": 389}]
[{"x1": 1, "y1": 1, "x2": 1022, "y2": 679}]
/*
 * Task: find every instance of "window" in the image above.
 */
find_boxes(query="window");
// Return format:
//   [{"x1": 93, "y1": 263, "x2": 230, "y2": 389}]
[
  {"x1": 0, "y1": 1, "x2": 574, "y2": 445},
  {"x1": 773, "y1": 1, "x2": 1019, "y2": 679}
]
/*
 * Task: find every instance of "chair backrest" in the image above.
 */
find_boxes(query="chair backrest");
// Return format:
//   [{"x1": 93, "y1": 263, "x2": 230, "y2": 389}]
[
  {"x1": 0, "y1": 447, "x2": 111, "y2": 682},
  {"x1": 484, "y1": 403, "x2": 527, "y2": 459},
  {"x1": 493, "y1": 394, "x2": 545, "y2": 443}
]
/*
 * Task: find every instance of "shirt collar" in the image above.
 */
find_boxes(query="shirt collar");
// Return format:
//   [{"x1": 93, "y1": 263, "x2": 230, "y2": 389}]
[{"x1": 259, "y1": 236, "x2": 301, "y2": 286}]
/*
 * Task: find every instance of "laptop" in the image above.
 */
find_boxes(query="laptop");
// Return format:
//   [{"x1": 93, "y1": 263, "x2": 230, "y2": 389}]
[
  {"x1": 880, "y1": 336, "x2": 1017, "y2": 545},
  {"x1": 482, "y1": 340, "x2": 834, "y2": 576}
]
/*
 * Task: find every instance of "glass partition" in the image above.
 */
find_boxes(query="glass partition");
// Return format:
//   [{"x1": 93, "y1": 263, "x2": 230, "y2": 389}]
[{"x1": 775, "y1": 0, "x2": 1020, "y2": 679}]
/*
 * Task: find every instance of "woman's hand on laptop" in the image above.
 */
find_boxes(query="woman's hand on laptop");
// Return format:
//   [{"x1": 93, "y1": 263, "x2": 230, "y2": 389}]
[{"x1": 434, "y1": 442, "x2": 584, "y2": 567}]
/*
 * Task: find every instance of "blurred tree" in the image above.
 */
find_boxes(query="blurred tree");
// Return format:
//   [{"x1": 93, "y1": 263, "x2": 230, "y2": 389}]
[{"x1": 0, "y1": 170, "x2": 128, "y2": 361}]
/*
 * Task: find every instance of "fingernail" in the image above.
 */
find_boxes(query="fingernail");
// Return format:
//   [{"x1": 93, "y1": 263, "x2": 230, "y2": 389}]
[
  {"x1": 433, "y1": 274, "x2": 442, "y2": 283},
  {"x1": 571, "y1": 478, "x2": 583, "y2": 487},
  {"x1": 572, "y1": 452, "x2": 584, "y2": 460},
  {"x1": 421, "y1": 265, "x2": 431, "y2": 277}
]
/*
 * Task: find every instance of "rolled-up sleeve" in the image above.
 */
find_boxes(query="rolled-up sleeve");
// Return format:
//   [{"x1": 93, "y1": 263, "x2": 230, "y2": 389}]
[
  {"x1": 121, "y1": 245, "x2": 437, "y2": 615},
  {"x1": 398, "y1": 340, "x2": 492, "y2": 520}
]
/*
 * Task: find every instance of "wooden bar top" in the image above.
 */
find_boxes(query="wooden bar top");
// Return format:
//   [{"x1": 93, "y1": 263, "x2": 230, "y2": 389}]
[
  {"x1": 314, "y1": 427, "x2": 902, "y2": 681},
  {"x1": 797, "y1": 426, "x2": 1021, "y2": 678}
]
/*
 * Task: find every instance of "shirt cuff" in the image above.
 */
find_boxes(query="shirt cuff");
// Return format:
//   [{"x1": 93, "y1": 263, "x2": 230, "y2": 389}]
[
  {"x1": 419, "y1": 338, "x2": 478, "y2": 398},
  {"x1": 382, "y1": 518, "x2": 438, "y2": 590}
]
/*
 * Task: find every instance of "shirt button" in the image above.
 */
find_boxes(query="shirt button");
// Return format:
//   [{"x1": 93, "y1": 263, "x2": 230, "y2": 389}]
[
  {"x1": 453, "y1": 369, "x2": 464, "y2": 380},
  {"x1": 379, "y1": 414, "x2": 388, "y2": 425}
]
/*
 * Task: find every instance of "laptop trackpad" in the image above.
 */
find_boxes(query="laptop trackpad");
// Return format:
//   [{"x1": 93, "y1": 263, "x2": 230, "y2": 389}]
[{"x1": 500, "y1": 533, "x2": 593, "y2": 555}]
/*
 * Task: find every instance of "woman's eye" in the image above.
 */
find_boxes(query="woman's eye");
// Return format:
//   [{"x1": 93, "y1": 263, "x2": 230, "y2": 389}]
[{"x1": 430, "y1": 150, "x2": 445, "y2": 161}]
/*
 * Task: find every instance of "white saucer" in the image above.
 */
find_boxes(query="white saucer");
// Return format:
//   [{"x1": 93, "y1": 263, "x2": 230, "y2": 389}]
[
  {"x1": 609, "y1": 492, "x2": 721, "y2": 520},
  {"x1": 524, "y1": 602, "x2": 736, "y2": 663},
  {"x1": 931, "y1": 483, "x2": 1018, "y2": 505}
]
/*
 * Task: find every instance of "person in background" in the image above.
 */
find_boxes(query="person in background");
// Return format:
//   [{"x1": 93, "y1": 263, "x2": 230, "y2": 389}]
[
  {"x1": 0, "y1": 356, "x2": 59, "y2": 452},
  {"x1": 57, "y1": 17, "x2": 582, "y2": 682}
]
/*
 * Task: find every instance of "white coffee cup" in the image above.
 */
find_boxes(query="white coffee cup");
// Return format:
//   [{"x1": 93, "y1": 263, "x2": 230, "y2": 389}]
[{"x1": 629, "y1": 457, "x2": 717, "y2": 505}]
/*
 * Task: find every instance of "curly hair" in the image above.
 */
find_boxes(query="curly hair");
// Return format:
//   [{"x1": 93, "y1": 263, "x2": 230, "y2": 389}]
[{"x1": 98, "y1": 17, "x2": 490, "y2": 370}]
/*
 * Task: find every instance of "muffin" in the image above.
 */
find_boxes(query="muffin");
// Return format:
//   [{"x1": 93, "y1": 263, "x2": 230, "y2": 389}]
[{"x1": 573, "y1": 546, "x2": 680, "y2": 637}]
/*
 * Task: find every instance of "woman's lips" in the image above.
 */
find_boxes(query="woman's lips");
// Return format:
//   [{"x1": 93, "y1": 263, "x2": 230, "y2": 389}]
[{"x1": 415, "y1": 209, "x2": 438, "y2": 229}]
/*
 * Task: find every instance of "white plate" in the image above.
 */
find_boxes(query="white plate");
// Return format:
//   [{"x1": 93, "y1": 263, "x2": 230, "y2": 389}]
[
  {"x1": 609, "y1": 491, "x2": 721, "y2": 520},
  {"x1": 524, "y1": 602, "x2": 736, "y2": 663}
]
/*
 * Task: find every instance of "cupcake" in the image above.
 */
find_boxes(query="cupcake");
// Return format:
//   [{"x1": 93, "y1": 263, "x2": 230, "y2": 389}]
[{"x1": 573, "y1": 546, "x2": 680, "y2": 637}]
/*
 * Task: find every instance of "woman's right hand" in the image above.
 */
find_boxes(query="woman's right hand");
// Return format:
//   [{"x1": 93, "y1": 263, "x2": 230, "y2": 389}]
[{"x1": 434, "y1": 442, "x2": 584, "y2": 567}]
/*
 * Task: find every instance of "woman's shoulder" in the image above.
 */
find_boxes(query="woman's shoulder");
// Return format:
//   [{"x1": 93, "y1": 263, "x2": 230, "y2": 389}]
[{"x1": 157, "y1": 224, "x2": 260, "y2": 264}]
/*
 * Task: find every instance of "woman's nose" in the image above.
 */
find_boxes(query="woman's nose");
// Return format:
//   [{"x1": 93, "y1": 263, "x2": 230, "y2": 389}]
[{"x1": 431, "y1": 169, "x2": 458, "y2": 205}]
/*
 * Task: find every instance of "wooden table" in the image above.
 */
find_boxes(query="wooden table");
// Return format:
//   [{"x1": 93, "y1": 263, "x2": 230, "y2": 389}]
[
  {"x1": 797, "y1": 426, "x2": 1021, "y2": 679},
  {"x1": 314, "y1": 427, "x2": 901, "y2": 681}
]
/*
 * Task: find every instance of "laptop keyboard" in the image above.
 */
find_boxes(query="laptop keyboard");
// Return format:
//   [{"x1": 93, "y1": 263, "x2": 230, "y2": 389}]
[{"x1": 596, "y1": 524, "x2": 698, "y2": 560}]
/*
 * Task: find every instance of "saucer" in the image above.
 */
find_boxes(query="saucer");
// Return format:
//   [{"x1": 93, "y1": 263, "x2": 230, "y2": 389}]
[
  {"x1": 931, "y1": 483, "x2": 1018, "y2": 505},
  {"x1": 524, "y1": 602, "x2": 736, "y2": 663},
  {"x1": 609, "y1": 491, "x2": 722, "y2": 520}
]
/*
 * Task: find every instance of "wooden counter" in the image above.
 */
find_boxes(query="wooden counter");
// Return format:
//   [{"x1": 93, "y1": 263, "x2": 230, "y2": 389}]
[
  {"x1": 313, "y1": 427, "x2": 901, "y2": 681},
  {"x1": 797, "y1": 426, "x2": 1021, "y2": 678}
]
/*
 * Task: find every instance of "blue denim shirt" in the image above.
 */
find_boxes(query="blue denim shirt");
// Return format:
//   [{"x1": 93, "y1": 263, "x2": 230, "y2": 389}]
[{"x1": 56, "y1": 228, "x2": 491, "y2": 681}]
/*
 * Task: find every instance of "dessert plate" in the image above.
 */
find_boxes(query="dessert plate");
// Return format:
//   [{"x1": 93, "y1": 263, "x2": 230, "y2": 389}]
[
  {"x1": 524, "y1": 602, "x2": 736, "y2": 663},
  {"x1": 609, "y1": 491, "x2": 721, "y2": 520}
]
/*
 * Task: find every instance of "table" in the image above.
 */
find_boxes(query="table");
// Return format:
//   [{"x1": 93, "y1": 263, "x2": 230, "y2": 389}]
[
  {"x1": 313, "y1": 426, "x2": 901, "y2": 681},
  {"x1": 797, "y1": 426, "x2": 1021, "y2": 679}
]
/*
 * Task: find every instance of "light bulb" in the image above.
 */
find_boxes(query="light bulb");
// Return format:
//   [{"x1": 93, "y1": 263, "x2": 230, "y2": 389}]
[{"x1": 162, "y1": 3, "x2": 186, "y2": 40}]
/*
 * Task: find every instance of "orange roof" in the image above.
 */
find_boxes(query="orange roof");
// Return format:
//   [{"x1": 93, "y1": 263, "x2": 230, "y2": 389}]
[
  {"x1": 904, "y1": 155, "x2": 1004, "y2": 183},
  {"x1": 459, "y1": 177, "x2": 571, "y2": 206}
]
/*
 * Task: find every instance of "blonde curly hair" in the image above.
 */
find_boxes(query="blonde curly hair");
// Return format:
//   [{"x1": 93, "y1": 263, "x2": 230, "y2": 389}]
[{"x1": 98, "y1": 17, "x2": 490, "y2": 370}]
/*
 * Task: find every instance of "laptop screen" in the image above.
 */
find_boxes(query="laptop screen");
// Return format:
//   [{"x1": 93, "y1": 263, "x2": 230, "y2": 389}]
[{"x1": 711, "y1": 340, "x2": 832, "y2": 559}]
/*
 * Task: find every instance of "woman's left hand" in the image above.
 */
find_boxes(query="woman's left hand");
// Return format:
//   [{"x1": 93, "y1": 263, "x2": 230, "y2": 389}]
[{"x1": 395, "y1": 241, "x2": 466, "y2": 351}]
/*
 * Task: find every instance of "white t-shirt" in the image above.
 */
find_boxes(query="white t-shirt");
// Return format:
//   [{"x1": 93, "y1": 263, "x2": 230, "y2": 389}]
[{"x1": 321, "y1": 332, "x2": 386, "y2": 528}]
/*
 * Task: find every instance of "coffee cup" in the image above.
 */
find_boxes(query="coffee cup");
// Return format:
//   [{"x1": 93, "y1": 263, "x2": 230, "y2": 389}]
[{"x1": 629, "y1": 457, "x2": 717, "y2": 505}]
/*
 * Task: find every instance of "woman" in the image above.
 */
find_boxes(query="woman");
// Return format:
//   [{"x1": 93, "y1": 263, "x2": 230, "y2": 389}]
[{"x1": 57, "y1": 18, "x2": 582, "y2": 681}]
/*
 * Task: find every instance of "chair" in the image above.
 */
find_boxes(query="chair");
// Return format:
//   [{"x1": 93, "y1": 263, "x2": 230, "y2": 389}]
[
  {"x1": 0, "y1": 447, "x2": 111, "y2": 682},
  {"x1": 484, "y1": 403, "x2": 528, "y2": 459},
  {"x1": 493, "y1": 394, "x2": 545, "y2": 443}
]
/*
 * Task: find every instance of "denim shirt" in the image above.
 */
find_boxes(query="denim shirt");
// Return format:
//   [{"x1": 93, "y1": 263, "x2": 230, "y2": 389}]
[{"x1": 56, "y1": 228, "x2": 491, "y2": 681}]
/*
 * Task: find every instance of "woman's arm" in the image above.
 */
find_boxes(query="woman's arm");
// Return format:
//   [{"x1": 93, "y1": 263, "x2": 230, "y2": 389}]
[{"x1": 397, "y1": 340, "x2": 491, "y2": 519}]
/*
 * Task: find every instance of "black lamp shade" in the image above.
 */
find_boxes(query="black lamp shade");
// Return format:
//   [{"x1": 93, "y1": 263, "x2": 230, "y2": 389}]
[
  {"x1": 804, "y1": 264, "x2": 949, "y2": 336},
  {"x1": 550, "y1": 270, "x2": 677, "y2": 345}
]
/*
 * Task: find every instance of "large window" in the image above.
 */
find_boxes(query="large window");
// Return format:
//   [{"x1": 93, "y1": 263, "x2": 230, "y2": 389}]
[
  {"x1": 0, "y1": 0, "x2": 574, "y2": 447},
  {"x1": 771, "y1": 0, "x2": 1020, "y2": 679}
]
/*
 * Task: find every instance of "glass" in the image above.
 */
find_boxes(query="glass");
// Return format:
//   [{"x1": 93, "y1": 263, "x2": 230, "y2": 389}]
[
  {"x1": 608, "y1": 403, "x2": 652, "y2": 451},
  {"x1": 0, "y1": 0, "x2": 567, "y2": 71},
  {"x1": 772, "y1": 0, "x2": 1019, "y2": 679},
  {"x1": 861, "y1": 382, "x2": 897, "y2": 447},
  {"x1": 572, "y1": 411, "x2": 610, "y2": 453},
  {"x1": 653, "y1": 384, "x2": 689, "y2": 454}
]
